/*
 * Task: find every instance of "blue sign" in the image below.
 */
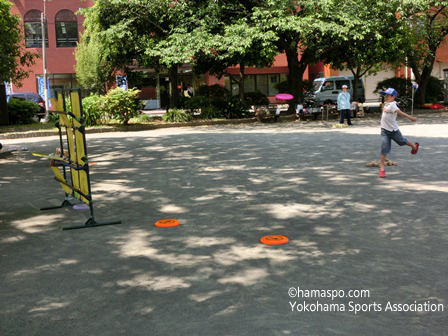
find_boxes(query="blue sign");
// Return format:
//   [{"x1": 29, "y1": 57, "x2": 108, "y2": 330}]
[
  {"x1": 116, "y1": 76, "x2": 128, "y2": 90},
  {"x1": 37, "y1": 77, "x2": 51, "y2": 99}
]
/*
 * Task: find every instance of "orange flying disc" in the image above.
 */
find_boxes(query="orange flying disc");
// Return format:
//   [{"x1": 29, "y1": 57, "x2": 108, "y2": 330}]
[
  {"x1": 260, "y1": 235, "x2": 289, "y2": 245},
  {"x1": 154, "y1": 219, "x2": 180, "y2": 228}
]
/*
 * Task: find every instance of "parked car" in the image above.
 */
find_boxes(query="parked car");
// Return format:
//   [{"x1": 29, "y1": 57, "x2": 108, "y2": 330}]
[
  {"x1": 304, "y1": 76, "x2": 365, "y2": 107},
  {"x1": 6, "y1": 93, "x2": 46, "y2": 117}
]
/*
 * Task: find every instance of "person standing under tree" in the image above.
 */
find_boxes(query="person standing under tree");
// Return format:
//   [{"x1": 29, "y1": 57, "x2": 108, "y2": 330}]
[
  {"x1": 337, "y1": 85, "x2": 353, "y2": 125},
  {"x1": 379, "y1": 88, "x2": 419, "y2": 178}
]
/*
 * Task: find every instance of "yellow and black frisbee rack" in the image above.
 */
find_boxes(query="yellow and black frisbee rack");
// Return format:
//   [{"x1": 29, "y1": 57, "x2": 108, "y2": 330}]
[{"x1": 34, "y1": 89, "x2": 121, "y2": 230}]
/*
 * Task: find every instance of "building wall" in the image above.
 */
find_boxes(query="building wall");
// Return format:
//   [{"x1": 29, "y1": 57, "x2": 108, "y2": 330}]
[
  {"x1": 431, "y1": 61, "x2": 448, "y2": 79},
  {"x1": 10, "y1": 0, "x2": 93, "y2": 93},
  {"x1": 338, "y1": 67, "x2": 396, "y2": 101}
]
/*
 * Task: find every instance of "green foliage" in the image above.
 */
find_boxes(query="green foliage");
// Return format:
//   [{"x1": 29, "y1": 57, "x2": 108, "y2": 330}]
[
  {"x1": 374, "y1": 75, "x2": 443, "y2": 103},
  {"x1": 197, "y1": 84, "x2": 229, "y2": 100},
  {"x1": 135, "y1": 114, "x2": 159, "y2": 123},
  {"x1": 0, "y1": 0, "x2": 37, "y2": 85},
  {"x1": 244, "y1": 92, "x2": 269, "y2": 106},
  {"x1": 162, "y1": 109, "x2": 193, "y2": 122},
  {"x1": 219, "y1": 96, "x2": 250, "y2": 119},
  {"x1": 193, "y1": 84, "x2": 249, "y2": 118},
  {"x1": 48, "y1": 112, "x2": 59, "y2": 123},
  {"x1": 75, "y1": 36, "x2": 114, "y2": 94},
  {"x1": 65, "y1": 96, "x2": 72, "y2": 114},
  {"x1": 374, "y1": 77, "x2": 413, "y2": 97},
  {"x1": 184, "y1": 95, "x2": 212, "y2": 113},
  {"x1": 102, "y1": 88, "x2": 143, "y2": 125},
  {"x1": 425, "y1": 76, "x2": 444, "y2": 102},
  {"x1": 82, "y1": 94, "x2": 108, "y2": 126},
  {"x1": 274, "y1": 80, "x2": 290, "y2": 94},
  {"x1": 200, "y1": 106, "x2": 222, "y2": 119},
  {"x1": 7, "y1": 99, "x2": 40, "y2": 124}
]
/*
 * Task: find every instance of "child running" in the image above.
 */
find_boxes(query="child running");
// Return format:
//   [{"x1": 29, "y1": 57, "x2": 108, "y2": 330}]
[{"x1": 379, "y1": 88, "x2": 419, "y2": 178}]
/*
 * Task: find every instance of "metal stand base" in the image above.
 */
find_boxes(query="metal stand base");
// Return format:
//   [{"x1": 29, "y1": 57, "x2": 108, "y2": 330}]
[
  {"x1": 63, "y1": 217, "x2": 122, "y2": 231},
  {"x1": 41, "y1": 200, "x2": 73, "y2": 211}
]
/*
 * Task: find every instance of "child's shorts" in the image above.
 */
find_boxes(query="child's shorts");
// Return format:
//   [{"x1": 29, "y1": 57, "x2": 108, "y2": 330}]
[{"x1": 381, "y1": 128, "x2": 408, "y2": 155}]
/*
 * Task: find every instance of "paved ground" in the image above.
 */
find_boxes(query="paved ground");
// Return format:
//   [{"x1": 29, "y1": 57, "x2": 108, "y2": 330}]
[{"x1": 1, "y1": 114, "x2": 447, "y2": 336}]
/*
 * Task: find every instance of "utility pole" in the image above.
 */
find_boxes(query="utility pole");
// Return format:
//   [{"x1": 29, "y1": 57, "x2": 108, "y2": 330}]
[{"x1": 41, "y1": 0, "x2": 49, "y2": 121}]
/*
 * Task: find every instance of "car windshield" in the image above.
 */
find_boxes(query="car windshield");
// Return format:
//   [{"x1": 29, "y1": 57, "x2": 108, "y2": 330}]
[{"x1": 313, "y1": 81, "x2": 323, "y2": 92}]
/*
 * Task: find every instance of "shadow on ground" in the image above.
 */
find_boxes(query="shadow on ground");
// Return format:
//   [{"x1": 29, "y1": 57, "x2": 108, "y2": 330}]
[{"x1": 1, "y1": 123, "x2": 447, "y2": 335}]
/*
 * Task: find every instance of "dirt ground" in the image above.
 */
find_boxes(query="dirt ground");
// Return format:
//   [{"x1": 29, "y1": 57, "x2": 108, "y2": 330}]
[{"x1": 1, "y1": 114, "x2": 447, "y2": 335}]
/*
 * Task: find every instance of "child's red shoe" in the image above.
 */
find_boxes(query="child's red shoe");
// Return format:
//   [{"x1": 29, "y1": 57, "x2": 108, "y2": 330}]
[
  {"x1": 411, "y1": 142, "x2": 419, "y2": 154},
  {"x1": 379, "y1": 170, "x2": 386, "y2": 178}
]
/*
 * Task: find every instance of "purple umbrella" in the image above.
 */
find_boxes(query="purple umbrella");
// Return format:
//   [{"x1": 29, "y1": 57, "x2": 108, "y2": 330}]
[{"x1": 275, "y1": 93, "x2": 294, "y2": 101}]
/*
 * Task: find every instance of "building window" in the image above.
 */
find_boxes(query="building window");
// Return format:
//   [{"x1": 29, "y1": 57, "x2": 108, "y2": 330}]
[
  {"x1": 228, "y1": 74, "x2": 287, "y2": 96},
  {"x1": 55, "y1": 10, "x2": 78, "y2": 48},
  {"x1": 24, "y1": 10, "x2": 48, "y2": 48},
  {"x1": 36, "y1": 74, "x2": 91, "y2": 98}
]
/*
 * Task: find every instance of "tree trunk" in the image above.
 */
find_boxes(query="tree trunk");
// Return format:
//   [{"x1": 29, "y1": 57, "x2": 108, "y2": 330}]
[
  {"x1": 415, "y1": 65, "x2": 434, "y2": 105},
  {"x1": 351, "y1": 68, "x2": 360, "y2": 102},
  {"x1": 410, "y1": 55, "x2": 435, "y2": 105},
  {"x1": 0, "y1": 84, "x2": 9, "y2": 125},
  {"x1": 285, "y1": 47, "x2": 308, "y2": 114},
  {"x1": 168, "y1": 64, "x2": 179, "y2": 109},
  {"x1": 239, "y1": 62, "x2": 245, "y2": 101}
]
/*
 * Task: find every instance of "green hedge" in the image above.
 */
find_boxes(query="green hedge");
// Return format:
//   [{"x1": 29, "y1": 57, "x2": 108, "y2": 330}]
[
  {"x1": 82, "y1": 94, "x2": 108, "y2": 126},
  {"x1": 7, "y1": 99, "x2": 40, "y2": 124},
  {"x1": 162, "y1": 109, "x2": 193, "y2": 122}
]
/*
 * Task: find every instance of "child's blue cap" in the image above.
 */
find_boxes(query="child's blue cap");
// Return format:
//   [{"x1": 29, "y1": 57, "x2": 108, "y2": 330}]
[{"x1": 380, "y1": 88, "x2": 398, "y2": 97}]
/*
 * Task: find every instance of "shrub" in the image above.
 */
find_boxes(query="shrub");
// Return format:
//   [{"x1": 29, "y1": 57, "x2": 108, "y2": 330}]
[
  {"x1": 374, "y1": 77, "x2": 412, "y2": 97},
  {"x1": 65, "y1": 95, "x2": 72, "y2": 114},
  {"x1": 82, "y1": 94, "x2": 108, "y2": 126},
  {"x1": 244, "y1": 91, "x2": 269, "y2": 106},
  {"x1": 184, "y1": 96, "x2": 212, "y2": 113},
  {"x1": 200, "y1": 106, "x2": 223, "y2": 119},
  {"x1": 135, "y1": 114, "x2": 159, "y2": 123},
  {"x1": 274, "y1": 80, "x2": 290, "y2": 93},
  {"x1": 7, "y1": 99, "x2": 40, "y2": 124},
  {"x1": 103, "y1": 88, "x2": 143, "y2": 125},
  {"x1": 48, "y1": 112, "x2": 60, "y2": 123},
  {"x1": 425, "y1": 76, "x2": 444, "y2": 103},
  {"x1": 162, "y1": 109, "x2": 193, "y2": 122},
  {"x1": 375, "y1": 76, "x2": 444, "y2": 103},
  {"x1": 219, "y1": 96, "x2": 250, "y2": 119},
  {"x1": 196, "y1": 84, "x2": 229, "y2": 100}
]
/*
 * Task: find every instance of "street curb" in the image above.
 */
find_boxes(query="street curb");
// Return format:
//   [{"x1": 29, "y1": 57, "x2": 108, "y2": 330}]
[{"x1": 0, "y1": 116, "x2": 296, "y2": 140}]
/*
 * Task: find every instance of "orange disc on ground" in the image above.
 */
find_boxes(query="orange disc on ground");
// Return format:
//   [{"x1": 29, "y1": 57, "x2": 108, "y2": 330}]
[
  {"x1": 154, "y1": 219, "x2": 180, "y2": 228},
  {"x1": 260, "y1": 235, "x2": 289, "y2": 245}
]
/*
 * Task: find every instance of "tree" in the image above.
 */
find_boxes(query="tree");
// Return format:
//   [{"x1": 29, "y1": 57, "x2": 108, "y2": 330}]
[
  {"x1": 75, "y1": 31, "x2": 115, "y2": 94},
  {"x1": 77, "y1": 0, "x2": 187, "y2": 108},
  {"x1": 400, "y1": 1, "x2": 448, "y2": 104},
  {"x1": 319, "y1": 0, "x2": 407, "y2": 102},
  {"x1": 150, "y1": 1, "x2": 279, "y2": 100},
  {"x1": 0, "y1": 0, "x2": 37, "y2": 124},
  {"x1": 152, "y1": 0, "x2": 357, "y2": 112},
  {"x1": 251, "y1": 0, "x2": 364, "y2": 112}
]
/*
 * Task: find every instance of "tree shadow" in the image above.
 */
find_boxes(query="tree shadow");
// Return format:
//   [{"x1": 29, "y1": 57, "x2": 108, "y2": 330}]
[{"x1": 1, "y1": 124, "x2": 447, "y2": 335}]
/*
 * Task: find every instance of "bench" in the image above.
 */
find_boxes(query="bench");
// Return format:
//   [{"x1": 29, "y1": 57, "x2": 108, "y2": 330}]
[{"x1": 251, "y1": 104, "x2": 290, "y2": 122}]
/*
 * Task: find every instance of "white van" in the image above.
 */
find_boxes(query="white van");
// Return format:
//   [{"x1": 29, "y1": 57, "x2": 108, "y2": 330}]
[{"x1": 305, "y1": 76, "x2": 365, "y2": 106}]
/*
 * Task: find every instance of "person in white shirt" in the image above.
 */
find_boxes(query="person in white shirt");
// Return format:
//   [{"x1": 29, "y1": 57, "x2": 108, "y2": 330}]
[
  {"x1": 379, "y1": 88, "x2": 419, "y2": 178},
  {"x1": 337, "y1": 85, "x2": 353, "y2": 125}
]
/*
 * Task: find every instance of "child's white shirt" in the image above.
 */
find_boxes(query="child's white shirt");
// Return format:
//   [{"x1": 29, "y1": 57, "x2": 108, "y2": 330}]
[{"x1": 381, "y1": 101, "x2": 399, "y2": 131}]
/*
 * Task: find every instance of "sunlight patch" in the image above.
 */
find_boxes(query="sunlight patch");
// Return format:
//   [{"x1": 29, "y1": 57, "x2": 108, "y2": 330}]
[{"x1": 218, "y1": 268, "x2": 269, "y2": 286}]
